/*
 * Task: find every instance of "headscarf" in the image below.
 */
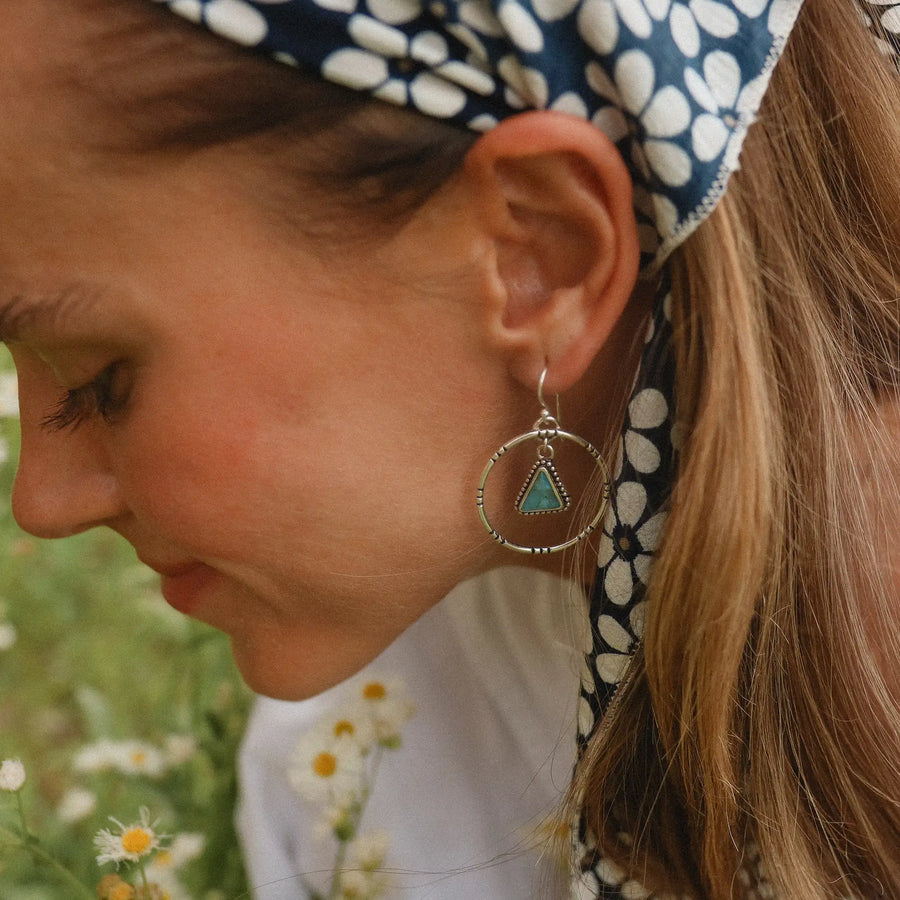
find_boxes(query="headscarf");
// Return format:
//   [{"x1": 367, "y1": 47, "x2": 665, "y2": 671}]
[{"x1": 153, "y1": 0, "x2": 810, "y2": 894}]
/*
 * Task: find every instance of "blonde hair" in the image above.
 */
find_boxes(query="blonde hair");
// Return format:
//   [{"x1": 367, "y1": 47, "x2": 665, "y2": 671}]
[{"x1": 574, "y1": 0, "x2": 900, "y2": 895}]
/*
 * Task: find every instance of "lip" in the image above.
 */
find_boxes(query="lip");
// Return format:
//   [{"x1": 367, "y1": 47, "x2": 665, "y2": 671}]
[{"x1": 152, "y1": 562, "x2": 218, "y2": 616}]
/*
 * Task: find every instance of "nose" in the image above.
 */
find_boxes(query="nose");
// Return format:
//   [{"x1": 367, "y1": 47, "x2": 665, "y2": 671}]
[{"x1": 11, "y1": 381, "x2": 127, "y2": 541}]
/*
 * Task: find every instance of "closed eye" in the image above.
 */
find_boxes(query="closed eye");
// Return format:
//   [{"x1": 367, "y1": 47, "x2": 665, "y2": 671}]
[{"x1": 41, "y1": 362, "x2": 131, "y2": 432}]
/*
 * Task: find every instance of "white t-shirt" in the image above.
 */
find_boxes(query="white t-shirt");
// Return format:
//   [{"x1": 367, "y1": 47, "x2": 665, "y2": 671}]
[{"x1": 236, "y1": 566, "x2": 589, "y2": 899}]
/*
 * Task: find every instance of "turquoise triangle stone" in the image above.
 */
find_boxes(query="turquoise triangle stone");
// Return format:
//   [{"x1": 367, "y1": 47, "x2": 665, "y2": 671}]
[{"x1": 519, "y1": 466, "x2": 565, "y2": 513}]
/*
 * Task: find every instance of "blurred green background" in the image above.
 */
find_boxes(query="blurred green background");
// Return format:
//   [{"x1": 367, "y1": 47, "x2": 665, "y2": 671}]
[{"x1": 0, "y1": 347, "x2": 252, "y2": 899}]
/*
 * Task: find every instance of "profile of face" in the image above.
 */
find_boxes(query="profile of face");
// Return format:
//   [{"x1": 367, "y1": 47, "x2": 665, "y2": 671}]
[{"x1": 0, "y1": 3, "x2": 642, "y2": 700}]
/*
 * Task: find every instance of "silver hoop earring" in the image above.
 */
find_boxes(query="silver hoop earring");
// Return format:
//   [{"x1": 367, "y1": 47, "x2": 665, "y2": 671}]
[{"x1": 476, "y1": 368, "x2": 610, "y2": 555}]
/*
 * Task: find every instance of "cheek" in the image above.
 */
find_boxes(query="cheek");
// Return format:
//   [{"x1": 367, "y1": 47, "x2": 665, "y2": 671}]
[{"x1": 115, "y1": 397, "x2": 275, "y2": 548}]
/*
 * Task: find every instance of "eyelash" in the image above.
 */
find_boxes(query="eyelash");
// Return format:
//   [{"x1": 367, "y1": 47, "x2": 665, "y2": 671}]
[{"x1": 42, "y1": 362, "x2": 131, "y2": 432}]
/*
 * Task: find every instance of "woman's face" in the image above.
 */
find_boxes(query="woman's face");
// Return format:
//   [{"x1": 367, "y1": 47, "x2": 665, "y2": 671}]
[{"x1": 0, "y1": 6, "x2": 516, "y2": 699}]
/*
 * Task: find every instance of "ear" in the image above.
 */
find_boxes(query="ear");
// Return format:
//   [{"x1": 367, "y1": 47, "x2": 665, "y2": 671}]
[{"x1": 463, "y1": 110, "x2": 639, "y2": 394}]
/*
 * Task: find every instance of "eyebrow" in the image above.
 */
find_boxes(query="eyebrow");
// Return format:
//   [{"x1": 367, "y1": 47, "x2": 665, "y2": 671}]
[{"x1": 0, "y1": 287, "x2": 102, "y2": 343}]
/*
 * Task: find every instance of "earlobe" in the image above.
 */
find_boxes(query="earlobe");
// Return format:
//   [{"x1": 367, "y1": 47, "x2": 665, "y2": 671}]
[{"x1": 463, "y1": 111, "x2": 640, "y2": 393}]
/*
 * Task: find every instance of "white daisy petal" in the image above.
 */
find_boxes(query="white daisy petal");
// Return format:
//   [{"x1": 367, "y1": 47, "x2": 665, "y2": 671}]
[
  {"x1": 349, "y1": 13, "x2": 409, "y2": 56},
  {"x1": 615, "y1": 480, "x2": 648, "y2": 526},
  {"x1": 410, "y1": 31, "x2": 449, "y2": 65},
  {"x1": 684, "y1": 66, "x2": 718, "y2": 112},
  {"x1": 689, "y1": 0, "x2": 739, "y2": 37},
  {"x1": 409, "y1": 73, "x2": 468, "y2": 115},
  {"x1": 625, "y1": 428, "x2": 662, "y2": 473},
  {"x1": 551, "y1": 91, "x2": 589, "y2": 117},
  {"x1": 533, "y1": 0, "x2": 581, "y2": 21},
  {"x1": 645, "y1": 139, "x2": 692, "y2": 187},
  {"x1": 732, "y1": 0, "x2": 767, "y2": 15},
  {"x1": 169, "y1": 0, "x2": 204, "y2": 21},
  {"x1": 633, "y1": 551, "x2": 653, "y2": 584},
  {"x1": 597, "y1": 531, "x2": 616, "y2": 567},
  {"x1": 578, "y1": 695, "x2": 595, "y2": 735},
  {"x1": 592, "y1": 105, "x2": 629, "y2": 142},
  {"x1": 629, "y1": 388, "x2": 669, "y2": 429},
  {"x1": 598, "y1": 614, "x2": 632, "y2": 652},
  {"x1": 704, "y1": 50, "x2": 742, "y2": 108},
  {"x1": 498, "y1": 1, "x2": 545, "y2": 52},
  {"x1": 367, "y1": 0, "x2": 422, "y2": 24},
  {"x1": 204, "y1": 0, "x2": 269, "y2": 45},
  {"x1": 373, "y1": 77, "x2": 408, "y2": 104},
  {"x1": 459, "y1": 0, "x2": 506, "y2": 36},
  {"x1": 586, "y1": 61, "x2": 622, "y2": 104},
  {"x1": 651, "y1": 192, "x2": 679, "y2": 237},
  {"x1": 436, "y1": 59, "x2": 496, "y2": 94},
  {"x1": 692, "y1": 112, "x2": 730, "y2": 161},
  {"x1": 670, "y1": 2, "x2": 701, "y2": 57},
  {"x1": 596, "y1": 651, "x2": 630, "y2": 684},
  {"x1": 614, "y1": 0, "x2": 653, "y2": 37},
  {"x1": 604, "y1": 556, "x2": 635, "y2": 605},
  {"x1": 629, "y1": 601, "x2": 647, "y2": 638},
  {"x1": 578, "y1": 0, "x2": 620, "y2": 56},
  {"x1": 637, "y1": 511, "x2": 668, "y2": 551},
  {"x1": 596, "y1": 855, "x2": 626, "y2": 886},
  {"x1": 641, "y1": 86, "x2": 691, "y2": 137},
  {"x1": 614, "y1": 49, "x2": 656, "y2": 116},
  {"x1": 322, "y1": 48, "x2": 390, "y2": 90}
]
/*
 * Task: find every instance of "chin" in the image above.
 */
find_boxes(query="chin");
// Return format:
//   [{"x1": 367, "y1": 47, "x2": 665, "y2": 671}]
[{"x1": 228, "y1": 631, "x2": 389, "y2": 702}]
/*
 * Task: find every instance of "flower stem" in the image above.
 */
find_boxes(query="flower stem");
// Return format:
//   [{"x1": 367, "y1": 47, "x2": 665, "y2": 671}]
[
  {"x1": 327, "y1": 838, "x2": 350, "y2": 900},
  {"x1": 138, "y1": 860, "x2": 151, "y2": 892},
  {"x1": 0, "y1": 824, "x2": 94, "y2": 900}
]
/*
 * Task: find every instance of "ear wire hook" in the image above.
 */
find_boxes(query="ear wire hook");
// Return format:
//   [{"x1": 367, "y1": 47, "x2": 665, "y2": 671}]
[{"x1": 537, "y1": 366, "x2": 561, "y2": 423}]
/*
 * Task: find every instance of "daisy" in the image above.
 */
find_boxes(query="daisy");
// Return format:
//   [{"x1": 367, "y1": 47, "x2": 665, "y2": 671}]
[
  {"x1": 0, "y1": 758, "x2": 25, "y2": 792},
  {"x1": 94, "y1": 807, "x2": 164, "y2": 867},
  {"x1": 112, "y1": 740, "x2": 168, "y2": 779},
  {"x1": 288, "y1": 727, "x2": 366, "y2": 807},
  {"x1": 347, "y1": 830, "x2": 390, "y2": 871},
  {"x1": 358, "y1": 678, "x2": 416, "y2": 747},
  {"x1": 57, "y1": 786, "x2": 98, "y2": 823}
]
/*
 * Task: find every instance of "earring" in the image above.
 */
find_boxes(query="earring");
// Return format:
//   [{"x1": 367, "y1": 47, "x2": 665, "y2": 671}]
[{"x1": 477, "y1": 368, "x2": 610, "y2": 554}]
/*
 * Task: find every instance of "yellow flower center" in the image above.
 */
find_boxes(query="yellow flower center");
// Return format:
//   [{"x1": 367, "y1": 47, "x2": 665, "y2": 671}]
[
  {"x1": 363, "y1": 682, "x2": 386, "y2": 701},
  {"x1": 154, "y1": 849, "x2": 174, "y2": 868},
  {"x1": 313, "y1": 752, "x2": 337, "y2": 779},
  {"x1": 110, "y1": 884, "x2": 135, "y2": 900},
  {"x1": 130, "y1": 751, "x2": 147, "y2": 767},
  {"x1": 121, "y1": 827, "x2": 152, "y2": 855},
  {"x1": 333, "y1": 720, "x2": 355, "y2": 737}
]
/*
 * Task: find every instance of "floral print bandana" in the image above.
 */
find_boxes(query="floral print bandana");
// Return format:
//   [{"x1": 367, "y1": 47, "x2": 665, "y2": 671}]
[
  {"x1": 152, "y1": 0, "x2": 817, "y2": 894},
  {"x1": 155, "y1": 0, "x2": 805, "y2": 264}
]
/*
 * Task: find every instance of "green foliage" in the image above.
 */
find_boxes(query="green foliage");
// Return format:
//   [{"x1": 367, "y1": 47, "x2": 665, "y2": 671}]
[{"x1": 0, "y1": 350, "x2": 252, "y2": 899}]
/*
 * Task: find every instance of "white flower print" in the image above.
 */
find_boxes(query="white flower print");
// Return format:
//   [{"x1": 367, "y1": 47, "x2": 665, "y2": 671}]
[
  {"x1": 203, "y1": 0, "x2": 271, "y2": 46},
  {"x1": 598, "y1": 480, "x2": 667, "y2": 604},
  {"x1": 532, "y1": 0, "x2": 581, "y2": 22},
  {"x1": 458, "y1": 0, "x2": 505, "y2": 37},
  {"x1": 498, "y1": 54, "x2": 550, "y2": 108},
  {"x1": 597, "y1": 613, "x2": 632, "y2": 652},
  {"x1": 367, "y1": 0, "x2": 421, "y2": 26},
  {"x1": 595, "y1": 649, "x2": 630, "y2": 684},
  {"x1": 684, "y1": 49, "x2": 760, "y2": 164},
  {"x1": 322, "y1": 17, "x2": 495, "y2": 117},
  {"x1": 667, "y1": 0, "x2": 740, "y2": 58},
  {"x1": 497, "y1": 1, "x2": 545, "y2": 53},
  {"x1": 614, "y1": 50, "x2": 693, "y2": 187}
]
